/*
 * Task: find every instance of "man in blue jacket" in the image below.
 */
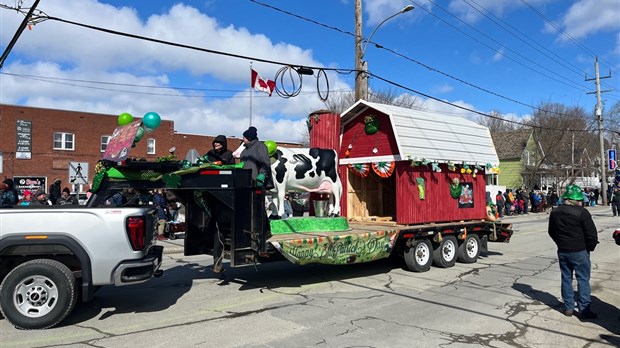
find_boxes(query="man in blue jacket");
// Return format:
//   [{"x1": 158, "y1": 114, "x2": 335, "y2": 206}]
[{"x1": 548, "y1": 184, "x2": 598, "y2": 319}]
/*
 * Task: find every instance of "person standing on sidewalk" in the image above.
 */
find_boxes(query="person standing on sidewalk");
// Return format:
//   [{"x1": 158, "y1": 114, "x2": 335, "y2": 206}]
[
  {"x1": 548, "y1": 184, "x2": 598, "y2": 319},
  {"x1": 611, "y1": 186, "x2": 620, "y2": 216}
]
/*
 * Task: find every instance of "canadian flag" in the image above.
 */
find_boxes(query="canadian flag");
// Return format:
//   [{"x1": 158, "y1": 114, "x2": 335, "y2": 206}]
[{"x1": 251, "y1": 69, "x2": 276, "y2": 96}]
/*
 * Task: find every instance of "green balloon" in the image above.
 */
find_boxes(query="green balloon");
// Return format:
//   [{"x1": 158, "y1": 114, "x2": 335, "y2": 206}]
[
  {"x1": 118, "y1": 112, "x2": 134, "y2": 126},
  {"x1": 265, "y1": 140, "x2": 277, "y2": 156}
]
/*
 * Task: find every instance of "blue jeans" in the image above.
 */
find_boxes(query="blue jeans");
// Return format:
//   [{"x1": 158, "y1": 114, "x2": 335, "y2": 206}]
[{"x1": 558, "y1": 250, "x2": 591, "y2": 312}]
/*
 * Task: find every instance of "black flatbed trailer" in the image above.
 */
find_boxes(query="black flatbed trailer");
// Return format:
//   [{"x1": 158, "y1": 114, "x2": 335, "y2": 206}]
[{"x1": 90, "y1": 160, "x2": 512, "y2": 272}]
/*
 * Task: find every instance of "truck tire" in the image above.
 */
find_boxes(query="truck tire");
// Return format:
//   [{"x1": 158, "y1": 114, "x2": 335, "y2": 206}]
[
  {"x1": 457, "y1": 234, "x2": 481, "y2": 264},
  {"x1": 432, "y1": 235, "x2": 457, "y2": 268},
  {"x1": 404, "y1": 239, "x2": 432, "y2": 272},
  {"x1": 0, "y1": 259, "x2": 77, "y2": 330}
]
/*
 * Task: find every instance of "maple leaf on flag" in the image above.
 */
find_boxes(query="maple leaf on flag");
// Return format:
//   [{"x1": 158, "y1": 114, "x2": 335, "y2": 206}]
[{"x1": 251, "y1": 69, "x2": 276, "y2": 96}]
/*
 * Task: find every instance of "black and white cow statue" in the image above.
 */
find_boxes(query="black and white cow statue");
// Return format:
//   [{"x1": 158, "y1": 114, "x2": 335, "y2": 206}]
[{"x1": 234, "y1": 145, "x2": 342, "y2": 217}]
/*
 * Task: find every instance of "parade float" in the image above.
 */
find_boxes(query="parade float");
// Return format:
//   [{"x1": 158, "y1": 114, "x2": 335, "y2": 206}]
[{"x1": 90, "y1": 102, "x2": 511, "y2": 272}]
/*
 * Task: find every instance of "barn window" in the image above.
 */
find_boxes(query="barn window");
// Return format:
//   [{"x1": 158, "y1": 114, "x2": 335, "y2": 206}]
[{"x1": 53, "y1": 132, "x2": 74, "y2": 150}]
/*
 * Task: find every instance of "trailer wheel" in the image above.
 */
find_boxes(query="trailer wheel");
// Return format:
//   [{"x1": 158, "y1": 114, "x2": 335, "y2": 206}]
[
  {"x1": 0, "y1": 259, "x2": 77, "y2": 330},
  {"x1": 404, "y1": 239, "x2": 432, "y2": 272},
  {"x1": 432, "y1": 235, "x2": 457, "y2": 268},
  {"x1": 457, "y1": 234, "x2": 481, "y2": 263}
]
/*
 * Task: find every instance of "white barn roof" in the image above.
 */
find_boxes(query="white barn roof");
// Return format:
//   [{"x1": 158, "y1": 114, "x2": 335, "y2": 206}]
[{"x1": 340, "y1": 100, "x2": 499, "y2": 166}]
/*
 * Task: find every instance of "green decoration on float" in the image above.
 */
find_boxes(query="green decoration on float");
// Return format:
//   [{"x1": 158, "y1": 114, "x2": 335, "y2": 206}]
[
  {"x1": 449, "y1": 178, "x2": 462, "y2": 199},
  {"x1": 364, "y1": 115, "x2": 379, "y2": 135},
  {"x1": 162, "y1": 173, "x2": 182, "y2": 188},
  {"x1": 416, "y1": 177, "x2": 426, "y2": 200}
]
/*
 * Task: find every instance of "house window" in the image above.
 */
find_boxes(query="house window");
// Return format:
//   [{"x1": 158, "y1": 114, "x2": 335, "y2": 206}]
[
  {"x1": 523, "y1": 150, "x2": 530, "y2": 166},
  {"x1": 53, "y1": 132, "x2": 75, "y2": 150},
  {"x1": 100, "y1": 135, "x2": 110, "y2": 152},
  {"x1": 147, "y1": 138, "x2": 156, "y2": 155}
]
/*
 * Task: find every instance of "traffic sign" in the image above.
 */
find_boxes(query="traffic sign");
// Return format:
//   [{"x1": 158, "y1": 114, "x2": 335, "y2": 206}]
[
  {"x1": 69, "y1": 162, "x2": 89, "y2": 185},
  {"x1": 608, "y1": 149, "x2": 616, "y2": 171}
]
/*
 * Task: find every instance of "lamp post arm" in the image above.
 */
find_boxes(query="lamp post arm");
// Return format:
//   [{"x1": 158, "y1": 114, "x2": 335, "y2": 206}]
[{"x1": 361, "y1": 13, "x2": 400, "y2": 58}]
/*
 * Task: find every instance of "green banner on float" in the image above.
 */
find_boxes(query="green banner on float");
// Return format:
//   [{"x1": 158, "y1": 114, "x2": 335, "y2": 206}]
[{"x1": 271, "y1": 230, "x2": 398, "y2": 265}]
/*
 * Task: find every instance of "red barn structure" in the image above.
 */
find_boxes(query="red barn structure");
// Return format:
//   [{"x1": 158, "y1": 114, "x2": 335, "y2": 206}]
[{"x1": 312, "y1": 100, "x2": 500, "y2": 225}]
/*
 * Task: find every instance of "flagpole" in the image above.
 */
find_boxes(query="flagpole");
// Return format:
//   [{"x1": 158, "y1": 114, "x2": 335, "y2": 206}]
[{"x1": 249, "y1": 62, "x2": 253, "y2": 127}]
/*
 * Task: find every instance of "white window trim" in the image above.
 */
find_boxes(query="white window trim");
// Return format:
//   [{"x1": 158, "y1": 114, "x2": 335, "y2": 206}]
[
  {"x1": 53, "y1": 132, "x2": 75, "y2": 151},
  {"x1": 147, "y1": 138, "x2": 156, "y2": 155},
  {"x1": 100, "y1": 135, "x2": 111, "y2": 152}
]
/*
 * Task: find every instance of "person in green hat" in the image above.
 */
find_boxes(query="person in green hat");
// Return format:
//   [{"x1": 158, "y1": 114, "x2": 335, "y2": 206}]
[{"x1": 548, "y1": 184, "x2": 599, "y2": 319}]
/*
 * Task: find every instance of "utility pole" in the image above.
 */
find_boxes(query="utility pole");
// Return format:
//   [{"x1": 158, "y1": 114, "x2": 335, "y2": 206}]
[
  {"x1": 354, "y1": 0, "x2": 364, "y2": 101},
  {"x1": 586, "y1": 57, "x2": 612, "y2": 205},
  {"x1": 354, "y1": 2, "x2": 413, "y2": 101}
]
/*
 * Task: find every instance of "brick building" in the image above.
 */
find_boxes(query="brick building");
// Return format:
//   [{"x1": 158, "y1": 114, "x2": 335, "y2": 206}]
[{"x1": 0, "y1": 104, "x2": 301, "y2": 195}]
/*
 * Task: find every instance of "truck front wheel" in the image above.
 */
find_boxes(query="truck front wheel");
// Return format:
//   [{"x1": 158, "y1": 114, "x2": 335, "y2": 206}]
[
  {"x1": 457, "y1": 234, "x2": 481, "y2": 263},
  {"x1": 0, "y1": 259, "x2": 77, "y2": 330},
  {"x1": 432, "y1": 235, "x2": 457, "y2": 268},
  {"x1": 404, "y1": 239, "x2": 432, "y2": 272}
]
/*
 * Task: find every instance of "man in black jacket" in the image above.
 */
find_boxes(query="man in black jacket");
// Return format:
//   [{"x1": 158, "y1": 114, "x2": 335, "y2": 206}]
[
  {"x1": 205, "y1": 135, "x2": 235, "y2": 165},
  {"x1": 548, "y1": 184, "x2": 598, "y2": 319}
]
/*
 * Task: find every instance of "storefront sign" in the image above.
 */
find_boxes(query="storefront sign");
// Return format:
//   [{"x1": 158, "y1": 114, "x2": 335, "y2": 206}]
[
  {"x1": 13, "y1": 176, "x2": 46, "y2": 194},
  {"x1": 271, "y1": 230, "x2": 398, "y2": 265},
  {"x1": 16, "y1": 120, "x2": 32, "y2": 159}
]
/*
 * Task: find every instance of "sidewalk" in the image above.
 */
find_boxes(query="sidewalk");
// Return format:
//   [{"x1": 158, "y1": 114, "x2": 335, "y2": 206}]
[
  {"x1": 498, "y1": 204, "x2": 613, "y2": 222},
  {"x1": 156, "y1": 236, "x2": 185, "y2": 254}
]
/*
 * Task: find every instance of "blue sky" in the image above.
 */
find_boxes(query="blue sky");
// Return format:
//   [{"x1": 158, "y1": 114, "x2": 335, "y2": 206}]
[{"x1": 1, "y1": 0, "x2": 619, "y2": 143}]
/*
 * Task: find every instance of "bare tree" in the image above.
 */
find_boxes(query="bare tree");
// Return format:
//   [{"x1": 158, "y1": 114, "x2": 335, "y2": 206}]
[
  {"x1": 321, "y1": 89, "x2": 424, "y2": 116},
  {"x1": 300, "y1": 89, "x2": 425, "y2": 145},
  {"x1": 475, "y1": 110, "x2": 521, "y2": 132},
  {"x1": 524, "y1": 102, "x2": 595, "y2": 189}
]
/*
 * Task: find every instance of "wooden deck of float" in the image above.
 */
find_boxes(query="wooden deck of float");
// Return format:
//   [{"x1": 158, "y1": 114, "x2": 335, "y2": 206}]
[{"x1": 267, "y1": 219, "x2": 510, "y2": 243}]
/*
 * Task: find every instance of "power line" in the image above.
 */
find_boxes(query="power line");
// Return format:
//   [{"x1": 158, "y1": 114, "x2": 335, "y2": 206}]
[
  {"x1": 417, "y1": 0, "x2": 590, "y2": 92},
  {"x1": 519, "y1": 0, "x2": 618, "y2": 75},
  {"x1": 1, "y1": 71, "x2": 352, "y2": 98},
  {"x1": 1, "y1": 4, "x2": 609, "y2": 132},
  {"x1": 248, "y1": 0, "x2": 618, "y2": 114}
]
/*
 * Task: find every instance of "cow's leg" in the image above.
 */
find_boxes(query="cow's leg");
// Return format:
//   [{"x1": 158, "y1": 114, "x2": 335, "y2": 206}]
[
  {"x1": 330, "y1": 180, "x2": 342, "y2": 217},
  {"x1": 276, "y1": 182, "x2": 286, "y2": 218}
]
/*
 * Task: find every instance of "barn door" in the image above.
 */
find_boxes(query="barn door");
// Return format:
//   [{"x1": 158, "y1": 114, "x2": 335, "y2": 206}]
[{"x1": 347, "y1": 170, "x2": 396, "y2": 220}]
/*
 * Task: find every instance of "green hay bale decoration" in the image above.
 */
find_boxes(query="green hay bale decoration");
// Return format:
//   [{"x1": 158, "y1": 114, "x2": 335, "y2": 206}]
[{"x1": 270, "y1": 217, "x2": 350, "y2": 235}]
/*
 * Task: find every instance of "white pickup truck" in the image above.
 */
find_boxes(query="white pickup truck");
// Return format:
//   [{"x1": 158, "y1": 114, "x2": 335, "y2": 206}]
[{"x1": 0, "y1": 205, "x2": 163, "y2": 329}]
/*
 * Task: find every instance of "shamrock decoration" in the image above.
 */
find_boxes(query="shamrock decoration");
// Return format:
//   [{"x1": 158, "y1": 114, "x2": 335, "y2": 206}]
[
  {"x1": 431, "y1": 162, "x2": 442, "y2": 172},
  {"x1": 364, "y1": 115, "x2": 380, "y2": 135},
  {"x1": 162, "y1": 173, "x2": 182, "y2": 188},
  {"x1": 449, "y1": 178, "x2": 462, "y2": 199}
]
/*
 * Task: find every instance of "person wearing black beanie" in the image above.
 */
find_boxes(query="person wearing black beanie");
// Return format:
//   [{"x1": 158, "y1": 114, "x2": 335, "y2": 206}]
[
  {"x1": 242, "y1": 126, "x2": 258, "y2": 141},
  {"x1": 240, "y1": 126, "x2": 270, "y2": 187}
]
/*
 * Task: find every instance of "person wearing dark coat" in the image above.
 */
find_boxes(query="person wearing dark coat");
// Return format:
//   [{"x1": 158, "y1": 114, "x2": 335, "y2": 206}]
[
  {"x1": 239, "y1": 126, "x2": 271, "y2": 188},
  {"x1": 548, "y1": 184, "x2": 598, "y2": 319},
  {"x1": 49, "y1": 178, "x2": 62, "y2": 205},
  {"x1": 206, "y1": 135, "x2": 235, "y2": 165}
]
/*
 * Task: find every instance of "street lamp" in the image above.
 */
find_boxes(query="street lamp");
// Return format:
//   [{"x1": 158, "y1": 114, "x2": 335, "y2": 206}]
[{"x1": 355, "y1": 4, "x2": 414, "y2": 101}]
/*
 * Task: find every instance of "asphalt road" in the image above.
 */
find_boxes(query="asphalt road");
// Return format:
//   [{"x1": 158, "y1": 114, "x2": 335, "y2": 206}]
[{"x1": 1, "y1": 205, "x2": 619, "y2": 348}]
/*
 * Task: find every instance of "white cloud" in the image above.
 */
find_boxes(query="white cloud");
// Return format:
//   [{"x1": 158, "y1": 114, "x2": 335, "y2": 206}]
[
  {"x1": 446, "y1": 0, "x2": 555, "y2": 23},
  {"x1": 364, "y1": 0, "x2": 423, "y2": 27},
  {"x1": 434, "y1": 83, "x2": 454, "y2": 94},
  {"x1": 0, "y1": 0, "x2": 350, "y2": 142},
  {"x1": 554, "y1": 0, "x2": 620, "y2": 40}
]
